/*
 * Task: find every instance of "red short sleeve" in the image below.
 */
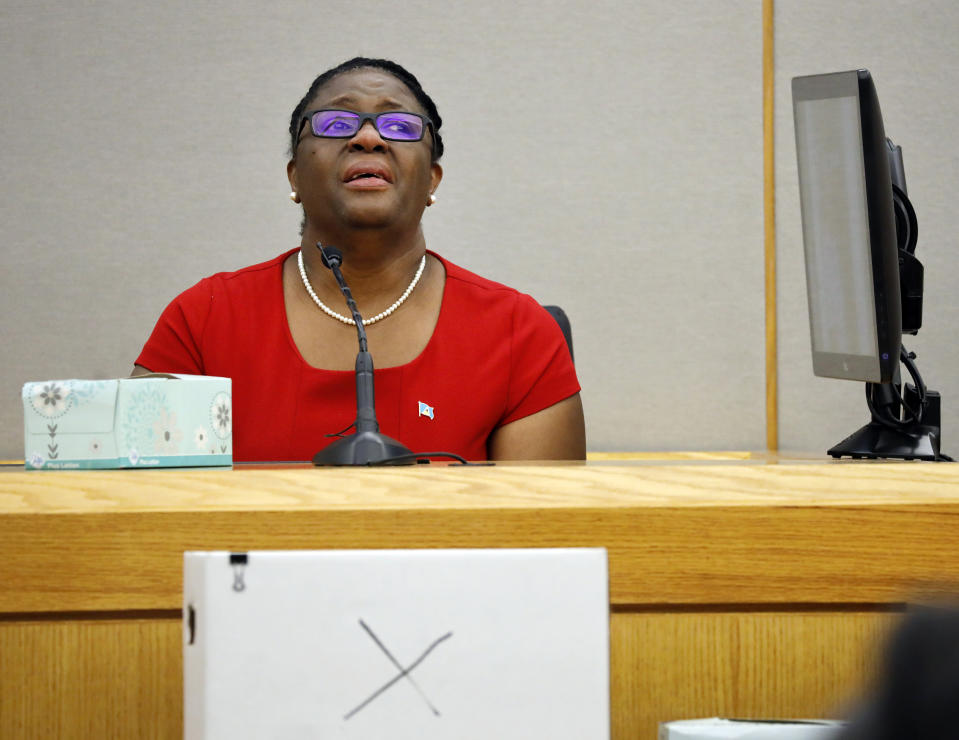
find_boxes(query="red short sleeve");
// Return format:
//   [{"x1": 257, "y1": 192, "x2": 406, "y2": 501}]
[
  {"x1": 135, "y1": 279, "x2": 214, "y2": 375},
  {"x1": 500, "y1": 294, "x2": 581, "y2": 427}
]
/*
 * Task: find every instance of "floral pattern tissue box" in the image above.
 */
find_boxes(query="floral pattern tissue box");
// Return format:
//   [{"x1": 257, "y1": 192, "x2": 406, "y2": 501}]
[{"x1": 23, "y1": 374, "x2": 232, "y2": 469}]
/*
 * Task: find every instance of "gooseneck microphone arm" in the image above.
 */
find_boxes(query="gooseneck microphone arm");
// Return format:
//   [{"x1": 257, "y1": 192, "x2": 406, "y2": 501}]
[
  {"x1": 311, "y1": 243, "x2": 415, "y2": 465},
  {"x1": 318, "y1": 245, "x2": 377, "y2": 434},
  {"x1": 318, "y1": 245, "x2": 367, "y2": 352}
]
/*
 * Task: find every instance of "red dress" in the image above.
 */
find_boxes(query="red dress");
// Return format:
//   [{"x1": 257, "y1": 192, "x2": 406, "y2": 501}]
[{"x1": 136, "y1": 249, "x2": 580, "y2": 462}]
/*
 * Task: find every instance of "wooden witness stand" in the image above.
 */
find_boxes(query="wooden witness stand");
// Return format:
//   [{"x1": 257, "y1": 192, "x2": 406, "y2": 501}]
[{"x1": 2, "y1": 454, "x2": 959, "y2": 739}]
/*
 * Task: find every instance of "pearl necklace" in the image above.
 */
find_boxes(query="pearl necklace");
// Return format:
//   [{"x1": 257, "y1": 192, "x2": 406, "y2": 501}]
[{"x1": 297, "y1": 248, "x2": 427, "y2": 326}]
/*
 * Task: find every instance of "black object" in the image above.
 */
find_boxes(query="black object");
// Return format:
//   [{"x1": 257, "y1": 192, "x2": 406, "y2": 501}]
[
  {"x1": 838, "y1": 605, "x2": 959, "y2": 740},
  {"x1": 542, "y1": 305, "x2": 574, "y2": 362},
  {"x1": 186, "y1": 605, "x2": 196, "y2": 644},
  {"x1": 828, "y1": 344, "x2": 950, "y2": 461},
  {"x1": 229, "y1": 552, "x2": 248, "y2": 592},
  {"x1": 311, "y1": 245, "x2": 416, "y2": 466},
  {"x1": 827, "y1": 147, "x2": 948, "y2": 461},
  {"x1": 828, "y1": 385, "x2": 945, "y2": 461},
  {"x1": 888, "y1": 140, "x2": 923, "y2": 335},
  {"x1": 793, "y1": 70, "x2": 948, "y2": 461}
]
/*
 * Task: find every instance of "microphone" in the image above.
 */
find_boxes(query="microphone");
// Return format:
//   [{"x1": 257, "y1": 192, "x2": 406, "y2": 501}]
[
  {"x1": 319, "y1": 245, "x2": 343, "y2": 269},
  {"x1": 311, "y1": 243, "x2": 415, "y2": 466}
]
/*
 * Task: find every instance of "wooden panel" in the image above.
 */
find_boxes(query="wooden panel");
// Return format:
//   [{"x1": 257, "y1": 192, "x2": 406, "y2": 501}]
[
  {"x1": 0, "y1": 610, "x2": 896, "y2": 740},
  {"x1": 0, "y1": 616, "x2": 181, "y2": 740},
  {"x1": 5, "y1": 462, "x2": 959, "y2": 515},
  {"x1": 611, "y1": 610, "x2": 895, "y2": 739},
  {"x1": 3, "y1": 467, "x2": 959, "y2": 613},
  {"x1": 0, "y1": 464, "x2": 953, "y2": 734}
]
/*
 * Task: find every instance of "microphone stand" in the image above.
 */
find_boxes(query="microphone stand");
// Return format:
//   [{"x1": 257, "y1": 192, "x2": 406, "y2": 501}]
[{"x1": 311, "y1": 243, "x2": 416, "y2": 466}]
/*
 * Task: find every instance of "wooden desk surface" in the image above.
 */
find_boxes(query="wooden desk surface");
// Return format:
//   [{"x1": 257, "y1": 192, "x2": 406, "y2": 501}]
[
  {"x1": 3, "y1": 457, "x2": 958, "y2": 739},
  {"x1": 3, "y1": 458, "x2": 959, "y2": 614}
]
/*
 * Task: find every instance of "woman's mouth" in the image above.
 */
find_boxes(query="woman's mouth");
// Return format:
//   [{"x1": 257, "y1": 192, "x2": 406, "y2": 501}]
[
  {"x1": 343, "y1": 163, "x2": 393, "y2": 189},
  {"x1": 345, "y1": 173, "x2": 390, "y2": 188}
]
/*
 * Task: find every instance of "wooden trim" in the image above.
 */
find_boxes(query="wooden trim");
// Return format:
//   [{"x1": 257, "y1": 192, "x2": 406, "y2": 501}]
[
  {"x1": 0, "y1": 609, "x2": 181, "y2": 623},
  {"x1": 611, "y1": 602, "x2": 906, "y2": 614},
  {"x1": 4, "y1": 464, "x2": 959, "y2": 615},
  {"x1": 763, "y1": 0, "x2": 778, "y2": 451},
  {"x1": 1, "y1": 609, "x2": 895, "y2": 740}
]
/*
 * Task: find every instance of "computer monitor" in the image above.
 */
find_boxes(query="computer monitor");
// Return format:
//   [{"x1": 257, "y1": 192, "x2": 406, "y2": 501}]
[
  {"x1": 792, "y1": 69, "x2": 901, "y2": 383},
  {"x1": 791, "y1": 69, "x2": 948, "y2": 461}
]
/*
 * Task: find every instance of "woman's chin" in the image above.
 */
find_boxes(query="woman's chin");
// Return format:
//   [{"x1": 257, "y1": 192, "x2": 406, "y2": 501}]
[
  {"x1": 338, "y1": 200, "x2": 408, "y2": 230},
  {"x1": 341, "y1": 211, "x2": 398, "y2": 230}
]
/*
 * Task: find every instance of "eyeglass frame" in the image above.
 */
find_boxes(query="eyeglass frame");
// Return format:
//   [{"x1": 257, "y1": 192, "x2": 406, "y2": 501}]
[{"x1": 294, "y1": 109, "x2": 437, "y2": 157}]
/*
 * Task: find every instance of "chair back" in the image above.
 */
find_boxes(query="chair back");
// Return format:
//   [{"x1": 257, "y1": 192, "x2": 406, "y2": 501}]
[{"x1": 542, "y1": 305, "x2": 573, "y2": 362}]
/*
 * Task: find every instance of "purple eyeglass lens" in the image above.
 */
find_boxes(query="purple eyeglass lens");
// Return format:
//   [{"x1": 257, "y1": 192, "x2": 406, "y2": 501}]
[
  {"x1": 311, "y1": 110, "x2": 361, "y2": 137},
  {"x1": 375, "y1": 113, "x2": 424, "y2": 140}
]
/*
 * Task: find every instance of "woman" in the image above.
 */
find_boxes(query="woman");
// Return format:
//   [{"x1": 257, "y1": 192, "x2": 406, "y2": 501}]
[{"x1": 134, "y1": 58, "x2": 585, "y2": 462}]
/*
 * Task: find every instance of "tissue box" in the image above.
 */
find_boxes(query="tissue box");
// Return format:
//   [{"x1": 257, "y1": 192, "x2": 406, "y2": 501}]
[
  {"x1": 23, "y1": 374, "x2": 232, "y2": 469},
  {"x1": 659, "y1": 718, "x2": 844, "y2": 739}
]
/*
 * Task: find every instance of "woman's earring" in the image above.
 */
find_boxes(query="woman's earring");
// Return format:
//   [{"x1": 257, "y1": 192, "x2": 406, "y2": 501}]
[
  {"x1": 289, "y1": 191, "x2": 300, "y2": 203},
  {"x1": 427, "y1": 193, "x2": 437, "y2": 206}
]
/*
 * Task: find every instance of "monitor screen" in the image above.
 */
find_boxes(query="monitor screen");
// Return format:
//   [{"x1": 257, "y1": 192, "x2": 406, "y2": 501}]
[{"x1": 792, "y1": 70, "x2": 901, "y2": 383}]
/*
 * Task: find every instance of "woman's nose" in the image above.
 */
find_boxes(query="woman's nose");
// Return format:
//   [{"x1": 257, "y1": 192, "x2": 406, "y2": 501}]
[{"x1": 349, "y1": 120, "x2": 387, "y2": 151}]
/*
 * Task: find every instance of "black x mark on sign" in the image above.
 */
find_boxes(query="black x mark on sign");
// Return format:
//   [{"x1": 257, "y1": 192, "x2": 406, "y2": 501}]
[{"x1": 344, "y1": 619, "x2": 454, "y2": 720}]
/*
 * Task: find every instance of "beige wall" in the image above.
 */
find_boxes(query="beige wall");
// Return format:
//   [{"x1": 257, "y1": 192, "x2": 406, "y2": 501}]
[{"x1": 2, "y1": 0, "x2": 955, "y2": 458}]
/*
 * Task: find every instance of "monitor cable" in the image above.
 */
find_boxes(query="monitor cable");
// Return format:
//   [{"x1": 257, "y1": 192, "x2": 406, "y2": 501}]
[{"x1": 866, "y1": 344, "x2": 926, "y2": 428}]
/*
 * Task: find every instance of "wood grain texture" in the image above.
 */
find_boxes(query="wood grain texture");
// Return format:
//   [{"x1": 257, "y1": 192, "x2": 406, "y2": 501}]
[
  {"x1": 5, "y1": 460, "x2": 959, "y2": 512},
  {"x1": 0, "y1": 610, "x2": 895, "y2": 740},
  {"x1": 586, "y1": 451, "x2": 755, "y2": 461},
  {"x1": 1, "y1": 463, "x2": 942, "y2": 738},
  {"x1": 611, "y1": 610, "x2": 894, "y2": 739},
  {"x1": 2, "y1": 463, "x2": 959, "y2": 614},
  {"x1": 0, "y1": 617, "x2": 181, "y2": 740}
]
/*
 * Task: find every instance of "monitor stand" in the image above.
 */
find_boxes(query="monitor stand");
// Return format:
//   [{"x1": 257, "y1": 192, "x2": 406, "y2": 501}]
[
  {"x1": 828, "y1": 420, "x2": 942, "y2": 460},
  {"x1": 828, "y1": 386, "x2": 949, "y2": 461}
]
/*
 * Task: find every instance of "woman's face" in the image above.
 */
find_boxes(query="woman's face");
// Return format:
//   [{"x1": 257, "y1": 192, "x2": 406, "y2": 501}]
[{"x1": 288, "y1": 68, "x2": 442, "y2": 238}]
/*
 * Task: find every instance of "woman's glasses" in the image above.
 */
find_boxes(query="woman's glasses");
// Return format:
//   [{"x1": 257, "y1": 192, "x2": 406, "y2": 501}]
[{"x1": 298, "y1": 109, "x2": 433, "y2": 146}]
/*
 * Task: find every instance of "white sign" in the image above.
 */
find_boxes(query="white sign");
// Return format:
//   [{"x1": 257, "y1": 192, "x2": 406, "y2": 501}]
[{"x1": 184, "y1": 548, "x2": 609, "y2": 739}]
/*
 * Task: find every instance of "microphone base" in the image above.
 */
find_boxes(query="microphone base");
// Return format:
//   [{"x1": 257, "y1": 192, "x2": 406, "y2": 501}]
[{"x1": 312, "y1": 431, "x2": 416, "y2": 466}]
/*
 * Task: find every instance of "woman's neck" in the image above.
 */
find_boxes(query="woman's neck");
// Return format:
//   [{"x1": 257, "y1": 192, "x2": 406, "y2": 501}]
[{"x1": 297, "y1": 225, "x2": 428, "y2": 309}]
